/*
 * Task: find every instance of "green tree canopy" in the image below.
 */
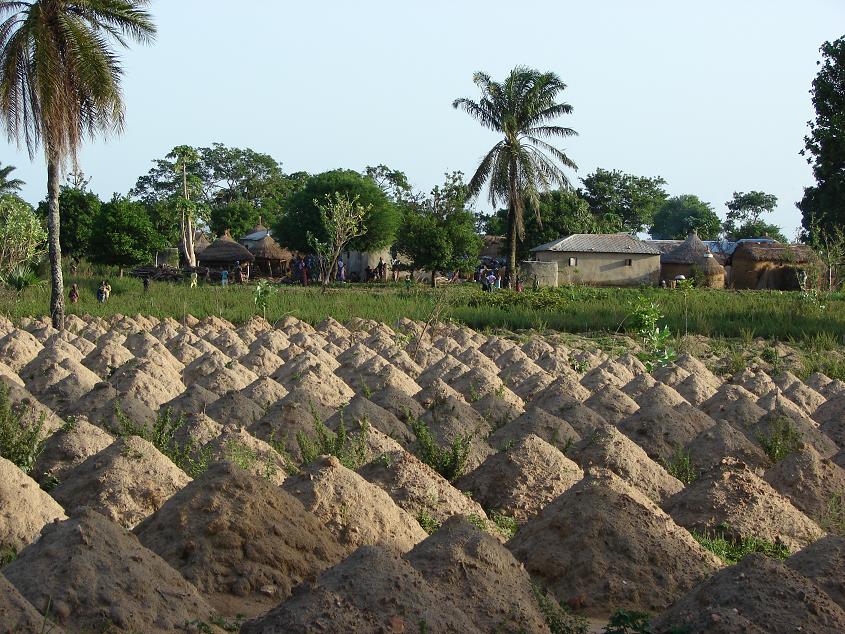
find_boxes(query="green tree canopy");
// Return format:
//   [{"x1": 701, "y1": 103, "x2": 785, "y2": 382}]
[
  {"x1": 37, "y1": 187, "x2": 101, "y2": 265},
  {"x1": 90, "y1": 197, "x2": 167, "y2": 270},
  {"x1": 580, "y1": 168, "x2": 667, "y2": 233},
  {"x1": 650, "y1": 195, "x2": 721, "y2": 240},
  {"x1": 730, "y1": 220, "x2": 788, "y2": 243},
  {"x1": 0, "y1": 162, "x2": 23, "y2": 195},
  {"x1": 723, "y1": 190, "x2": 780, "y2": 239},
  {"x1": 209, "y1": 198, "x2": 262, "y2": 238},
  {"x1": 453, "y1": 66, "x2": 578, "y2": 284},
  {"x1": 395, "y1": 172, "x2": 481, "y2": 281},
  {"x1": 799, "y1": 36, "x2": 845, "y2": 237},
  {"x1": 0, "y1": 195, "x2": 46, "y2": 275},
  {"x1": 275, "y1": 169, "x2": 399, "y2": 252}
]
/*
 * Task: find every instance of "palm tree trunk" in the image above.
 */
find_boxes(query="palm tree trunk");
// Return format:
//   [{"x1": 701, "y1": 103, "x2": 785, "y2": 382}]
[
  {"x1": 46, "y1": 155, "x2": 65, "y2": 330},
  {"x1": 508, "y1": 211, "x2": 517, "y2": 289}
]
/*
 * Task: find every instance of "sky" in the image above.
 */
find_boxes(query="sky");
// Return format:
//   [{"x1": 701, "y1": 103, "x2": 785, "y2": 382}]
[{"x1": 3, "y1": 0, "x2": 843, "y2": 239}]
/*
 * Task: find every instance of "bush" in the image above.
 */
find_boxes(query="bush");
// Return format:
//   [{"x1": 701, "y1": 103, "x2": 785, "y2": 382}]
[
  {"x1": 532, "y1": 582, "x2": 588, "y2": 634},
  {"x1": 296, "y1": 405, "x2": 370, "y2": 470},
  {"x1": 416, "y1": 509, "x2": 441, "y2": 534},
  {"x1": 602, "y1": 610, "x2": 653, "y2": 634},
  {"x1": 662, "y1": 449, "x2": 699, "y2": 485},
  {"x1": 757, "y1": 417, "x2": 802, "y2": 463},
  {"x1": 410, "y1": 417, "x2": 470, "y2": 481},
  {"x1": 691, "y1": 528, "x2": 791, "y2": 564},
  {"x1": 0, "y1": 384, "x2": 46, "y2": 474},
  {"x1": 0, "y1": 264, "x2": 41, "y2": 291}
]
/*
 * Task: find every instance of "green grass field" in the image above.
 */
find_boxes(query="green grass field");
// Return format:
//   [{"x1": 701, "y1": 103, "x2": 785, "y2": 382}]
[{"x1": 3, "y1": 276, "x2": 844, "y2": 346}]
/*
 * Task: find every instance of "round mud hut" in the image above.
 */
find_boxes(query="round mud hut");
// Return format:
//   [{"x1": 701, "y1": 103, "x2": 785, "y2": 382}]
[
  {"x1": 693, "y1": 253, "x2": 725, "y2": 288},
  {"x1": 198, "y1": 231, "x2": 255, "y2": 272},
  {"x1": 660, "y1": 231, "x2": 712, "y2": 281},
  {"x1": 249, "y1": 235, "x2": 292, "y2": 277},
  {"x1": 731, "y1": 243, "x2": 814, "y2": 290}
]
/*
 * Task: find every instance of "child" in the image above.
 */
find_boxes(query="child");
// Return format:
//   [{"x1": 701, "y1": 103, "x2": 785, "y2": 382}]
[
  {"x1": 103, "y1": 281, "x2": 111, "y2": 301},
  {"x1": 69, "y1": 284, "x2": 79, "y2": 304},
  {"x1": 221, "y1": 269, "x2": 229, "y2": 287},
  {"x1": 96, "y1": 282, "x2": 105, "y2": 303}
]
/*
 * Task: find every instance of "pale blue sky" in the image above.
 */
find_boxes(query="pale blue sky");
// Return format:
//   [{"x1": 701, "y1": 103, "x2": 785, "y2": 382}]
[{"x1": 3, "y1": 0, "x2": 843, "y2": 238}]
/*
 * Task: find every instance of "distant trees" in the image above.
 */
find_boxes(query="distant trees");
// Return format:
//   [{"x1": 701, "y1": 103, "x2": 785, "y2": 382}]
[
  {"x1": 798, "y1": 36, "x2": 845, "y2": 237},
  {"x1": 275, "y1": 169, "x2": 399, "y2": 253},
  {"x1": 37, "y1": 187, "x2": 101, "y2": 272},
  {"x1": 0, "y1": 163, "x2": 23, "y2": 195},
  {"x1": 650, "y1": 195, "x2": 721, "y2": 240},
  {"x1": 396, "y1": 172, "x2": 481, "y2": 285},
  {"x1": 723, "y1": 191, "x2": 785, "y2": 241},
  {"x1": 454, "y1": 66, "x2": 577, "y2": 285},
  {"x1": 0, "y1": 195, "x2": 46, "y2": 276},
  {"x1": 580, "y1": 168, "x2": 668, "y2": 234},
  {"x1": 90, "y1": 197, "x2": 167, "y2": 274}
]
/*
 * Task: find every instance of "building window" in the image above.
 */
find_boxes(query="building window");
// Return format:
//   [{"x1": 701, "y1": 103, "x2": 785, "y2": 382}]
[
  {"x1": 625, "y1": 258, "x2": 633, "y2": 266},
  {"x1": 568, "y1": 257, "x2": 577, "y2": 266}
]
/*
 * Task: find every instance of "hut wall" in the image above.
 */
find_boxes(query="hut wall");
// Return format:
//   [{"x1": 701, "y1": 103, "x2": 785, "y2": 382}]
[
  {"x1": 731, "y1": 258, "x2": 765, "y2": 289},
  {"x1": 536, "y1": 251, "x2": 659, "y2": 286},
  {"x1": 660, "y1": 263, "x2": 694, "y2": 282},
  {"x1": 521, "y1": 260, "x2": 558, "y2": 288}
]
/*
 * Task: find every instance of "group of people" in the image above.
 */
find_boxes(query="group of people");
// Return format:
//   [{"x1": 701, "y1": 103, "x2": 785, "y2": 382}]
[
  {"x1": 68, "y1": 280, "x2": 112, "y2": 304},
  {"x1": 364, "y1": 257, "x2": 397, "y2": 282},
  {"x1": 477, "y1": 263, "x2": 509, "y2": 291}
]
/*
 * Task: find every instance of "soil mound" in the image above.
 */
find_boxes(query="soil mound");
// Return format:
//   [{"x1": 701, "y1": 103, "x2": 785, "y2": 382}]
[
  {"x1": 782, "y1": 380, "x2": 826, "y2": 415},
  {"x1": 0, "y1": 457, "x2": 66, "y2": 553},
  {"x1": 51, "y1": 436, "x2": 191, "y2": 529},
  {"x1": 618, "y1": 404, "x2": 714, "y2": 463},
  {"x1": 0, "y1": 377, "x2": 64, "y2": 436},
  {"x1": 700, "y1": 384, "x2": 766, "y2": 427},
  {"x1": 82, "y1": 340, "x2": 135, "y2": 378},
  {"x1": 531, "y1": 376, "x2": 591, "y2": 412},
  {"x1": 135, "y1": 462, "x2": 345, "y2": 616},
  {"x1": 488, "y1": 407, "x2": 581, "y2": 453},
  {"x1": 406, "y1": 515, "x2": 552, "y2": 632},
  {"x1": 684, "y1": 420, "x2": 770, "y2": 472},
  {"x1": 369, "y1": 384, "x2": 425, "y2": 423},
  {"x1": 283, "y1": 455, "x2": 427, "y2": 555},
  {"x1": 3, "y1": 509, "x2": 213, "y2": 632},
  {"x1": 471, "y1": 391, "x2": 524, "y2": 430},
  {"x1": 635, "y1": 382, "x2": 687, "y2": 409},
  {"x1": 204, "y1": 427, "x2": 289, "y2": 485},
  {"x1": 786, "y1": 535, "x2": 845, "y2": 611},
  {"x1": 456, "y1": 434, "x2": 583, "y2": 522},
  {"x1": 419, "y1": 395, "x2": 494, "y2": 471},
  {"x1": 358, "y1": 449, "x2": 487, "y2": 525},
  {"x1": 195, "y1": 363, "x2": 259, "y2": 396},
  {"x1": 621, "y1": 372, "x2": 658, "y2": 399},
  {"x1": 32, "y1": 418, "x2": 114, "y2": 484},
  {"x1": 663, "y1": 458, "x2": 825, "y2": 552},
  {"x1": 239, "y1": 376, "x2": 288, "y2": 408},
  {"x1": 205, "y1": 391, "x2": 265, "y2": 428},
  {"x1": 240, "y1": 544, "x2": 477, "y2": 634},
  {"x1": 813, "y1": 394, "x2": 845, "y2": 427},
  {"x1": 763, "y1": 444, "x2": 845, "y2": 521},
  {"x1": 248, "y1": 389, "x2": 334, "y2": 462},
  {"x1": 652, "y1": 362, "x2": 691, "y2": 387},
  {"x1": 583, "y1": 386, "x2": 639, "y2": 424},
  {"x1": 733, "y1": 368, "x2": 777, "y2": 397},
  {"x1": 575, "y1": 425, "x2": 683, "y2": 503},
  {"x1": 239, "y1": 347, "x2": 284, "y2": 377},
  {"x1": 675, "y1": 373, "x2": 718, "y2": 406},
  {"x1": 750, "y1": 405, "x2": 838, "y2": 458},
  {"x1": 415, "y1": 377, "x2": 465, "y2": 408},
  {"x1": 0, "y1": 573, "x2": 64, "y2": 634},
  {"x1": 162, "y1": 383, "x2": 219, "y2": 418},
  {"x1": 651, "y1": 553, "x2": 845, "y2": 634},
  {"x1": 507, "y1": 468, "x2": 721, "y2": 616},
  {"x1": 552, "y1": 401, "x2": 609, "y2": 437},
  {"x1": 580, "y1": 365, "x2": 627, "y2": 391},
  {"x1": 326, "y1": 395, "x2": 412, "y2": 444}
]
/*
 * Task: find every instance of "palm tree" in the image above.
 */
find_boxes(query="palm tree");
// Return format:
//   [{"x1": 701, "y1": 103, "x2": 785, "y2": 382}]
[
  {"x1": 0, "y1": 0, "x2": 155, "y2": 329},
  {"x1": 453, "y1": 66, "x2": 578, "y2": 286},
  {"x1": 0, "y1": 160, "x2": 23, "y2": 193}
]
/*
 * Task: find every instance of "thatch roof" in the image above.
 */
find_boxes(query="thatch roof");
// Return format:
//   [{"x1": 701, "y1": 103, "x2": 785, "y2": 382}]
[
  {"x1": 249, "y1": 235, "x2": 291, "y2": 261},
  {"x1": 194, "y1": 233, "x2": 211, "y2": 254},
  {"x1": 733, "y1": 243, "x2": 814, "y2": 264},
  {"x1": 198, "y1": 231, "x2": 255, "y2": 264},
  {"x1": 480, "y1": 235, "x2": 505, "y2": 258},
  {"x1": 695, "y1": 253, "x2": 725, "y2": 275},
  {"x1": 661, "y1": 232, "x2": 711, "y2": 264}
]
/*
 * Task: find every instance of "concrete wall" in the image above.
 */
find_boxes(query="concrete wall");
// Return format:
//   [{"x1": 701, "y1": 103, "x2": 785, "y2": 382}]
[
  {"x1": 341, "y1": 248, "x2": 391, "y2": 281},
  {"x1": 535, "y1": 251, "x2": 659, "y2": 287},
  {"x1": 521, "y1": 260, "x2": 558, "y2": 288}
]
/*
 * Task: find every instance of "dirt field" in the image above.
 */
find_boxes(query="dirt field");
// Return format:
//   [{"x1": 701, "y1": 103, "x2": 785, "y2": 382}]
[{"x1": 1, "y1": 312, "x2": 844, "y2": 633}]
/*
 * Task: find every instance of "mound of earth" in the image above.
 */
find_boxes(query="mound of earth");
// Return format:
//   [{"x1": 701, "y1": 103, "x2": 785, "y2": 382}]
[
  {"x1": 0, "y1": 377, "x2": 64, "y2": 436},
  {"x1": 0, "y1": 573, "x2": 65, "y2": 634},
  {"x1": 325, "y1": 395, "x2": 412, "y2": 445},
  {"x1": 405, "y1": 515, "x2": 552, "y2": 632},
  {"x1": 369, "y1": 384, "x2": 425, "y2": 423},
  {"x1": 579, "y1": 365, "x2": 626, "y2": 391},
  {"x1": 675, "y1": 353, "x2": 722, "y2": 386},
  {"x1": 51, "y1": 436, "x2": 191, "y2": 529},
  {"x1": 471, "y1": 391, "x2": 524, "y2": 431},
  {"x1": 621, "y1": 372, "x2": 658, "y2": 399},
  {"x1": 651, "y1": 553, "x2": 845, "y2": 634},
  {"x1": 358, "y1": 449, "x2": 487, "y2": 526},
  {"x1": 675, "y1": 373, "x2": 719, "y2": 406},
  {"x1": 0, "y1": 457, "x2": 66, "y2": 554},
  {"x1": 684, "y1": 420, "x2": 770, "y2": 472},
  {"x1": 763, "y1": 444, "x2": 845, "y2": 521},
  {"x1": 813, "y1": 394, "x2": 845, "y2": 428},
  {"x1": 419, "y1": 396, "x2": 494, "y2": 471},
  {"x1": 456, "y1": 435, "x2": 583, "y2": 523},
  {"x1": 135, "y1": 462, "x2": 345, "y2": 616},
  {"x1": 415, "y1": 377, "x2": 466, "y2": 408},
  {"x1": 239, "y1": 347, "x2": 284, "y2": 377},
  {"x1": 531, "y1": 376, "x2": 591, "y2": 412},
  {"x1": 574, "y1": 425, "x2": 683, "y2": 504},
  {"x1": 617, "y1": 404, "x2": 714, "y2": 463},
  {"x1": 663, "y1": 458, "x2": 825, "y2": 552},
  {"x1": 205, "y1": 391, "x2": 265, "y2": 428},
  {"x1": 32, "y1": 418, "x2": 114, "y2": 484},
  {"x1": 283, "y1": 456, "x2": 426, "y2": 555},
  {"x1": 0, "y1": 331, "x2": 48, "y2": 371},
  {"x1": 583, "y1": 386, "x2": 639, "y2": 424},
  {"x1": 652, "y1": 362, "x2": 691, "y2": 387},
  {"x1": 3, "y1": 509, "x2": 213, "y2": 633},
  {"x1": 786, "y1": 535, "x2": 845, "y2": 611},
  {"x1": 782, "y1": 380, "x2": 826, "y2": 415},
  {"x1": 81, "y1": 340, "x2": 135, "y2": 378},
  {"x1": 204, "y1": 427, "x2": 289, "y2": 485},
  {"x1": 634, "y1": 382, "x2": 687, "y2": 409},
  {"x1": 248, "y1": 389, "x2": 334, "y2": 463},
  {"x1": 546, "y1": 401, "x2": 608, "y2": 437},
  {"x1": 162, "y1": 383, "x2": 219, "y2": 418},
  {"x1": 239, "y1": 376, "x2": 288, "y2": 408},
  {"x1": 488, "y1": 407, "x2": 581, "y2": 454},
  {"x1": 507, "y1": 468, "x2": 721, "y2": 617},
  {"x1": 749, "y1": 408, "x2": 838, "y2": 458},
  {"x1": 240, "y1": 545, "x2": 476, "y2": 634}
]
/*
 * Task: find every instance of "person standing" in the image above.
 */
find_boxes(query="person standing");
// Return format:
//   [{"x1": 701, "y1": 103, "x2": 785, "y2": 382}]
[
  {"x1": 69, "y1": 283, "x2": 79, "y2": 304},
  {"x1": 377, "y1": 257, "x2": 386, "y2": 281},
  {"x1": 392, "y1": 257, "x2": 400, "y2": 282},
  {"x1": 221, "y1": 269, "x2": 229, "y2": 287},
  {"x1": 143, "y1": 276, "x2": 150, "y2": 293},
  {"x1": 190, "y1": 271, "x2": 198, "y2": 288},
  {"x1": 337, "y1": 258, "x2": 346, "y2": 282}
]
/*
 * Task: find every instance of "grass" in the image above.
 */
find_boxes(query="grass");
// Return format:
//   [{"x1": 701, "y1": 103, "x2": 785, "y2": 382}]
[
  {"x1": 295, "y1": 406, "x2": 371, "y2": 471},
  {"x1": 0, "y1": 384, "x2": 46, "y2": 474},
  {"x1": 756, "y1": 416, "x2": 803, "y2": 463},
  {"x1": 4, "y1": 275, "x2": 845, "y2": 344},
  {"x1": 691, "y1": 529, "x2": 791, "y2": 564},
  {"x1": 489, "y1": 510, "x2": 519, "y2": 539},
  {"x1": 410, "y1": 418, "x2": 471, "y2": 482},
  {"x1": 416, "y1": 509, "x2": 441, "y2": 535}
]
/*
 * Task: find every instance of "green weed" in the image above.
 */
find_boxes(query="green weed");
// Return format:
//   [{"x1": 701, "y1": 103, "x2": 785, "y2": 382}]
[
  {"x1": 416, "y1": 509, "x2": 441, "y2": 534},
  {"x1": 490, "y1": 510, "x2": 518, "y2": 539},
  {"x1": 531, "y1": 582, "x2": 588, "y2": 634},
  {"x1": 691, "y1": 529, "x2": 791, "y2": 564},
  {"x1": 603, "y1": 610, "x2": 653, "y2": 634},
  {"x1": 0, "y1": 384, "x2": 46, "y2": 474},
  {"x1": 662, "y1": 449, "x2": 699, "y2": 485},
  {"x1": 817, "y1": 490, "x2": 845, "y2": 535},
  {"x1": 296, "y1": 406, "x2": 371, "y2": 470},
  {"x1": 410, "y1": 418, "x2": 470, "y2": 481},
  {"x1": 756, "y1": 417, "x2": 802, "y2": 463}
]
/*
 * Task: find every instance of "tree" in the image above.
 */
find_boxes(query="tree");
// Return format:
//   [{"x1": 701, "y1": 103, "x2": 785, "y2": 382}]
[
  {"x1": 37, "y1": 187, "x2": 102, "y2": 270},
  {"x1": 723, "y1": 190, "x2": 781, "y2": 239},
  {"x1": 0, "y1": 162, "x2": 23, "y2": 194},
  {"x1": 0, "y1": 195, "x2": 46, "y2": 275},
  {"x1": 365, "y1": 164, "x2": 416, "y2": 204},
  {"x1": 650, "y1": 195, "x2": 721, "y2": 240},
  {"x1": 308, "y1": 192, "x2": 369, "y2": 291},
  {"x1": 169, "y1": 146, "x2": 201, "y2": 268},
  {"x1": 729, "y1": 220, "x2": 787, "y2": 243},
  {"x1": 453, "y1": 66, "x2": 578, "y2": 286},
  {"x1": 0, "y1": 0, "x2": 156, "y2": 329},
  {"x1": 580, "y1": 168, "x2": 667, "y2": 233},
  {"x1": 209, "y1": 198, "x2": 261, "y2": 238},
  {"x1": 90, "y1": 196, "x2": 166, "y2": 273},
  {"x1": 275, "y1": 169, "x2": 399, "y2": 253},
  {"x1": 395, "y1": 172, "x2": 482, "y2": 286},
  {"x1": 799, "y1": 36, "x2": 845, "y2": 237}
]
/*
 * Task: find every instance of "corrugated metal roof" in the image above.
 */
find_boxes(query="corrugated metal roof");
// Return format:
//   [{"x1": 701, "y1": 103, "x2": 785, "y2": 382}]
[
  {"x1": 242, "y1": 229, "x2": 272, "y2": 242},
  {"x1": 531, "y1": 233, "x2": 661, "y2": 255}
]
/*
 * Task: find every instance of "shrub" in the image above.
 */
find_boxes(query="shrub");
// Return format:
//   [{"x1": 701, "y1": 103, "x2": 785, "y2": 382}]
[
  {"x1": 490, "y1": 510, "x2": 518, "y2": 539},
  {"x1": 531, "y1": 582, "x2": 588, "y2": 634},
  {"x1": 416, "y1": 509, "x2": 441, "y2": 534},
  {"x1": 603, "y1": 610, "x2": 653, "y2": 634},
  {"x1": 410, "y1": 417, "x2": 470, "y2": 481},
  {"x1": 222, "y1": 439, "x2": 281, "y2": 483},
  {"x1": 296, "y1": 405, "x2": 370, "y2": 470},
  {"x1": 691, "y1": 529, "x2": 791, "y2": 565},
  {"x1": 0, "y1": 384, "x2": 46, "y2": 474},
  {"x1": 756, "y1": 417, "x2": 802, "y2": 463},
  {"x1": 662, "y1": 449, "x2": 699, "y2": 485},
  {"x1": 0, "y1": 264, "x2": 41, "y2": 291}
]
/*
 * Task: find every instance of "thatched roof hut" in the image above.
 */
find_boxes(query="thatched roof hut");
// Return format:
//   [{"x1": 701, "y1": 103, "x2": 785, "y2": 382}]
[
  {"x1": 732, "y1": 243, "x2": 814, "y2": 290},
  {"x1": 194, "y1": 233, "x2": 211, "y2": 256},
  {"x1": 660, "y1": 231, "x2": 724, "y2": 286},
  {"x1": 480, "y1": 235, "x2": 506, "y2": 259},
  {"x1": 249, "y1": 235, "x2": 292, "y2": 276},
  {"x1": 693, "y1": 253, "x2": 725, "y2": 288},
  {"x1": 198, "y1": 231, "x2": 255, "y2": 267}
]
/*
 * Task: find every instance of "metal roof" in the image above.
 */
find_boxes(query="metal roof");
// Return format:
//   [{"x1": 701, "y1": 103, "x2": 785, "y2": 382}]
[
  {"x1": 530, "y1": 233, "x2": 661, "y2": 255},
  {"x1": 242, "y1": 229, "x2": 272, "y2": 242}
]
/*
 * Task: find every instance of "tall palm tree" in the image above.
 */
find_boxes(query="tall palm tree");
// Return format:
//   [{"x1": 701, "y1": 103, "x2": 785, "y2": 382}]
[
  {"x1": 453, "y1": 66, "x2": 578, "y2": 285},
  {"x1": 0, "y1": 160, "x2": 23, "y2": 193},
  {"x1": 0, "y1": 0, "x2": 155, "y2": 329}
]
